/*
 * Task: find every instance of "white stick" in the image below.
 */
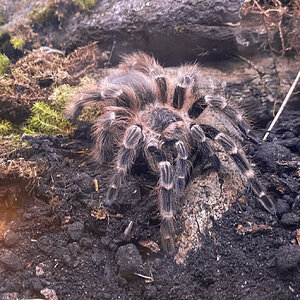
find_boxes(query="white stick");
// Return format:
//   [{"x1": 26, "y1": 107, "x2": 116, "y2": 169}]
[{"x1": 263, "y1": 70, "x2": 300, "y2": 141}]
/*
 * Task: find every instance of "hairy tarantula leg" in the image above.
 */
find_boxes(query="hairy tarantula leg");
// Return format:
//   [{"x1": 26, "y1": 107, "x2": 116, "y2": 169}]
[
  {"x1": 175, "y1": 141, "x2": 188, "y2": 197},
  {"x1": 92, "y1": 112, "x2": 116, "y2": 164},
  {"x1": 155, "y1": 76, "x2": 167, "y2": 103},
  {"x1": 105, "y1": 125, "x2": 143, "y2": 206},
  {"x1": 119, "y1": 52, "x2": 168, "y2": 103},
  {"x1": 196, "y1": 95, "x2": 259, "y2": 143},
  {"x1": 65, "y1": 91, "x2": 102, "y2": 121},
  {"x1": 201, "y1": 125, "x2": 276, "y2": 215},
  {"x1": 158, "y1": 161, "x2": 176, "y2": 254},
  {"x1": 190, "y1": 124, "x2": 221, "y2": 171},
  {"x1": 173, "y1": 75, "x2": 194, "y2": 109}
]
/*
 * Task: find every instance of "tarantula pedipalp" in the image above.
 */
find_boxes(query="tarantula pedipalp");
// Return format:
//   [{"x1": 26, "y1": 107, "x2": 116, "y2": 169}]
[{"x1": 66, "y1": 52, "x2": 276, "y2": 254}]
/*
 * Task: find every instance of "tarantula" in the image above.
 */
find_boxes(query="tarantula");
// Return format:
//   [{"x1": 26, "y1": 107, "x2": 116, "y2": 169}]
[{"x1": 66, "y1": 52, "x2": 276, "y2": 253}]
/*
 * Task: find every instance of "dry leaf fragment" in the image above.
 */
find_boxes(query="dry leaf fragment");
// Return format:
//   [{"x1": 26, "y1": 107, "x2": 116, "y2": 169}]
[
  {"x1": 236, "y1": 222, "x2": 272, "y2": 235},
  {"x1": 296, "y1": 229, "x2": 300, "y2": 245},
  {"x1": 139, "y1": 240, "x2": 160, "y2": 253},
  {"x1": 93, "y1": 178, "x2": 99, "y2": 191}
]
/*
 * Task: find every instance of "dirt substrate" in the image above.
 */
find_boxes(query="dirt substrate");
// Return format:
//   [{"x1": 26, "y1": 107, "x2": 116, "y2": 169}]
[{"x1": 0, "y1": 110, "x2": 300, "y2": 300}]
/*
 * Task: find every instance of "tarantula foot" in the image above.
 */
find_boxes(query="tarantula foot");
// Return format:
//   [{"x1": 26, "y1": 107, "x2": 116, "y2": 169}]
[
  {"x1": 247, "y1": 131, "x2": 260, "y2": 144},
  {"x1": 104, "y1": 186, "x2": 118, "y2": 207},
  {"x1": 259, "y1": 193, "x2": 277, "y2": 216},
  {"x1": 160, "y1": 220, "x2": 175, "y2": 255}
]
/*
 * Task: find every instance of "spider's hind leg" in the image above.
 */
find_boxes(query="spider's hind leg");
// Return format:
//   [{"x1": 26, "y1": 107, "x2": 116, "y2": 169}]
[
  {"x1": 91, "y1": 112, "x2": 116, "y2": 165},
  {"x1": 172, "y1": 65, "x2": 200, "y2": 110},
  {"x1": 201, "y1": 124, "x2": 276, "y2": 215},
  {"x1": 119, "y1": 52, "x2": 167, "y2": 103},
  {"x1": 65, "y1": 88, "x2": 103, "y2": 121}
]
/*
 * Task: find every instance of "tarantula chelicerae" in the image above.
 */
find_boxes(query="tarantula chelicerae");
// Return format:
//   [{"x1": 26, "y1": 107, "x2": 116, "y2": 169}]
[{"x1": 66, "y1": 52, "x2": 276, "y2": 253}]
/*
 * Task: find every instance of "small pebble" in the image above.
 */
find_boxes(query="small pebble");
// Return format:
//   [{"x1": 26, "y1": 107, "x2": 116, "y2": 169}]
[
  {"x1": 292, "y1": 195, "x2": 300, "y2": 210},
  {"x1": 254, "y1": 142, "x2": 292, "y2": 172},
  {"x1": 275, "y1": 245, "x2": 300, "y2": 272},
  {"x1": 0, "y1": 250, "x2": 25, "y2": 272},
  {"x1": 143, "y1": 285, "x2": 158, "y2": 299},
  {"x1": 67, "y1": 222, "x2": 85, "y2": 241},
  {"x1": 103, "y1": 293, "x2": 112, "y2": 299},
  {"x1": 0, "y1": 293, "x2": 19, "y2": 300},
  {"x1": 116, "y1": 244, "x2": 143, "y2": 281},
  {"x1": 280, "y1": 213, "x2": 300, "y2": 227},
  {"x1": 30, "y1": 278, "x2": 44, "y2": 291},
  {"x1": 40, "y1": 288, "x2": 58, "y2": 300},
  {"x1": 276, "y1": 199, "x2": 291, "y2": 217},
  {"x1": 4, "y1": 232, "x2": 19, "y2": 248}
]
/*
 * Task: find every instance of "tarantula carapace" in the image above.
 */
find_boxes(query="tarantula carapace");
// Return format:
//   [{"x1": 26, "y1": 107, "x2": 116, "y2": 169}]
[{"x1": 66, "y1": 52, "x2": 276, "y2": 253}]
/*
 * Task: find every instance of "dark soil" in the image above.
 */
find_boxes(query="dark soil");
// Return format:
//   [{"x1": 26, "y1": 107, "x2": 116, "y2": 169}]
[{"x1": 0, "y1": 110, "x2": 300, "y2": 300}]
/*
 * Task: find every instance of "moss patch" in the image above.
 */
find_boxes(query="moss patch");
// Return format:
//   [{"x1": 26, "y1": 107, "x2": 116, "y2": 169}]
[
  {"x1": 10, "y1": 37, "x2": 25, "y2": 50},
  {"x1": 72, "y1": 0, "x2": 96, "y2": 10},
  {"x1": 0, "y1": 120, "x2": 13, "y2": 135},
  {"x1": 28, "y1": 1, "x2": 60, "y2": 26},
  {"x1": 0, "y1": 53, "x2": 10, "y2": 75},
  {"x1": 22, "y1": 101, "x2": 72, "y2": 135}
]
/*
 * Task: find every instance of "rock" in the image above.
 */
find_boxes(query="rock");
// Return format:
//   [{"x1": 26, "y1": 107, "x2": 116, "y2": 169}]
[
  {"x1": 116, "y1": 244, "x2": 143, "y2": 281},
  {"x1": 103, "y1": 293, "x2": 112, "y2": 300},
  {"x1": 75, "y1": 173, "x2": 94, "y2": 193},
  {"x1": 143, "y1": 285, "x2": 158, "y2": 299},
  {"x1": 254, "y1": 142, "x2": 292, "y2": 173},
  {"x1": 67, "y1": 222, "x2": 85, "y2": 241},
  {"x1": 30, "y1": 278, "x2": 44, "y2": 292},
  {"x1": 0, "y1": 293, "x2": 19, "y2": 300},
  {"x1": 276, "y1": 199, "x2": 291, "y2": 218},
  {"x1": 0, "y1": 250, "x2": 25, "y2": 272},
  {"x1": 80, "y1": 237, "x2": 93, "y2": 249},
  {"x1": 4, "y1": 232, "x2": 19, "y2": 248},
  {"x1": 34, "y1": 0, "x2": 245, "y2": 65},
  {"x1": 35, "y1": 263, "x2": 46, "y2": 277},
  {"x1": 275, "y1": 245, "x2": 300, "y2": 272},
  {"x1": 40, "y1": 288, "x2": 58, "y2": 300},
  {"x1": 37, "y1": 236, "x2": 54, "y2": 254},
  {"x1": 292, "y1": 195, "x2": 300, "y2": 210},
  {"x1": 283, "y1": 195, "x2": 295, "y2": 206},
  {"x1": 280, "y1": 213, "x2": 300, "y2": 227}
]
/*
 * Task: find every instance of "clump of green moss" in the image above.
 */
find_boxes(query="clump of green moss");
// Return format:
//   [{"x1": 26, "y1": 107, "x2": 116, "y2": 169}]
[
  {"x1": 28, "y1": 2, "x2": 59, "y2": 26},
  {"x1": 0, "y1": 53, "x2": 10, "y2": 75},
  {"x1": 0, "y1": 10, "x2": 4, "y2": 25},
  {"x1": 50, "y1": 84, "x2": 76, "y2": 111},
  {"x1": 22, "y1": 102, "x2": 71, "y2": 135},
  {"x1": 72, "y1": 0, "x2": 96, "y2": 10},
  {"x1": 50, "y1": 78, "x2": 102, "y2": 123},
  {"x1": 10, "y1": 37, "x2": 25, "y2": 50},
  {"x1": 0, "y1": 120, "x2": 13, "y2": 135}
]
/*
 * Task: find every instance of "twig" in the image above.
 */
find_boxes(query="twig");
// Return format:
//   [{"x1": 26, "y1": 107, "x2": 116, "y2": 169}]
[
  {"x1": 134, "y1": 272, "x2": 154, "y2": 283},
  {"x1": 106, "y1": 34, "x2": 116, "y2": 67},
  {"x1": 263, "y1": 70, "x2": 300, "y2": 141},
  {"x1": 235, "y1": 54, "x2": 272, "y2": 94},
  {"x1": 124, "y1": 220, "x2": 134, "y2": 236}
]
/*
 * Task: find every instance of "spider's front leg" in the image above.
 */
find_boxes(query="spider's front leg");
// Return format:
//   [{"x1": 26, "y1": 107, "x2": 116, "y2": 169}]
[
  {"x1": 146, "y1": 143, "x2": 177, "y2": 254},
  {"x1": 197, "y1": 95, "x2": 259, "y2": 143},
  {"x1": 158, "y1": 161, "x2": 176, "y2": 254},
  {"x1": 174, "y1": 141, "x2": 188, "y2": 197},
  {"x1": 189, "y1": 124, "x2": 221, "y2": 171},
  {"x1": 105, "y1": 125, "x2": 143, "y2": 206}
]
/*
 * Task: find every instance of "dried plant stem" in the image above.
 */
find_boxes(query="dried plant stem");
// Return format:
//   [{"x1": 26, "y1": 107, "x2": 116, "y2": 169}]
[{"x1": 263, "y1": 70, "x2": 300, "y2": 141}]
